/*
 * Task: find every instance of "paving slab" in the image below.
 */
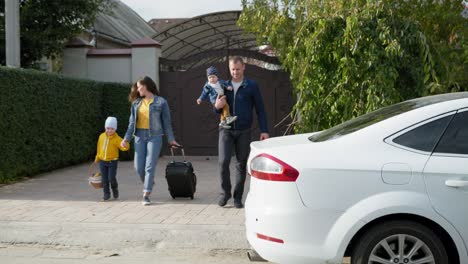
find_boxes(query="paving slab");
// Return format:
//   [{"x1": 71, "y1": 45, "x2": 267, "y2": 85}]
[{"x1": 0, "y1": 157, "x2": 251, "y2": 251}]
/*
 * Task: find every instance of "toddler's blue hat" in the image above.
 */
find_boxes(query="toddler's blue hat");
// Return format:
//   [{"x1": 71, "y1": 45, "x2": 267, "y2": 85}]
[{"x1": 206, "y1": 66, "x2": 218, "y2": 77}]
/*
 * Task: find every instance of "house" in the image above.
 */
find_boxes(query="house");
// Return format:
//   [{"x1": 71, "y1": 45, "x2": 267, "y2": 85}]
[
  {"x1": 81, "y1": 0, "x2": 157, "y2": 49},
  {"x1": 61, "y1": 0, "x2": 161, "y2": 84}
]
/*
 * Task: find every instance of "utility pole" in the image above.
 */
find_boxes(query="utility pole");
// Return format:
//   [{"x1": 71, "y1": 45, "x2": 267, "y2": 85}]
[{"x1": 5, "y1": 0, "x2": 20, "y2": 67}]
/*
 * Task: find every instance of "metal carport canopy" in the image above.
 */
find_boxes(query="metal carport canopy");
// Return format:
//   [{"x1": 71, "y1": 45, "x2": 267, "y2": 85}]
[{"x1": 152, "y1": 11, "x2": 260, "y2": 63}]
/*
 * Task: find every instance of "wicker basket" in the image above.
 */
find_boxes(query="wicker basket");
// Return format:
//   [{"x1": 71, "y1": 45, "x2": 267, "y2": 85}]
[{"x1": 89, "y1": 172, "x2": 103, "y2": 189}]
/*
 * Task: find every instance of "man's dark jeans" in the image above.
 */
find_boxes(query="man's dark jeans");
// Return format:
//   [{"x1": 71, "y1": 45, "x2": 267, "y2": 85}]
[
  {"x1": 218, "y1": 128, "x2": 251, "y2": 202},
  {"x1": 99, "y1": 160, "x2": 118, "y2": 199}
]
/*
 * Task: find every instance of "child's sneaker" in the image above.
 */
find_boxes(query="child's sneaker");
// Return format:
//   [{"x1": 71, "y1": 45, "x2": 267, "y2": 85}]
[
  {"x1": 225, "y1": 116, "x2": 237, "y2": 125},
  {"x1": 219, "y1": 120, "x2": 231, "y2": 129}
]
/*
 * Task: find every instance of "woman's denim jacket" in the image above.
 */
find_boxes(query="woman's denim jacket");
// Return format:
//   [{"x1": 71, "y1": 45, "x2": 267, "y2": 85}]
[{"x1": 124, "y1": 96, "x2": 175, "y2": 143}]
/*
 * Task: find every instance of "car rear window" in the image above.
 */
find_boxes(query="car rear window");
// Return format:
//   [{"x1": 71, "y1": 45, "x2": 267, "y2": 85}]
[
  {"x1": 392, "y1": 115, "x2": 453, "y2": 152},
  {"x1": 309, "y1": 92, "x2": 468, "y2": 142},
  {"x1": 434, "y1": 110, "x2": 468, "y2": 155}
]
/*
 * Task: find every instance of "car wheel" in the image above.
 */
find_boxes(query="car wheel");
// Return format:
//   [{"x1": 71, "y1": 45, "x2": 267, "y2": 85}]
[{"x1": 351, "y1": 220, "x2": 448, "y2": 264}]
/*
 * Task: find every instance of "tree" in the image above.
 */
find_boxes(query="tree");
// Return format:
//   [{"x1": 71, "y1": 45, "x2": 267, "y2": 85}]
[
  {"x1": 0, "y1": 0, "x2": 111, "y2": 67},
  {"x1": 239, "y1": 0, "x2": 467, "y2": 133}
]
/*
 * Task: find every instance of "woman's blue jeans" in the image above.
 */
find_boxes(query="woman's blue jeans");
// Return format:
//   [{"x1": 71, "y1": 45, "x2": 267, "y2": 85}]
[{"x1": 134, "y1": 129, "x2": 163, "y2": 193}]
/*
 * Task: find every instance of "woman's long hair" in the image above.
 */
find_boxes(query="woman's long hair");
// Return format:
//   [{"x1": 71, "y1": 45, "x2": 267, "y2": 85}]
[{"x1": 128, "y1": 76, "x2": 160, "y2": 103}]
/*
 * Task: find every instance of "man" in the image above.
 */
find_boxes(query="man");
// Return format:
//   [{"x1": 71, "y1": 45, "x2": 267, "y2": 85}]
[{"x1": 214, "y1": 56, "x2": 269, "y2": 209}]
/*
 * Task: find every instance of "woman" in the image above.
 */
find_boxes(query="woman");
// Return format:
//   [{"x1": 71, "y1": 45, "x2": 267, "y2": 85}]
[{"x1": 121, "y1": 76, "x2": 180, "y2": 205}]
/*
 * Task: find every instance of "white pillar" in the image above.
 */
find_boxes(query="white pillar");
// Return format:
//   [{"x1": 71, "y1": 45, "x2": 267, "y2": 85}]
[
  {"x1": 61, "y1": 37, "x2": 92, "y2": 79},
  {"x1": 131, "y1": 38, "x2": 162, "y2": 88},
  {"x1": 5, "y1": 0, "x2": 20, "y2": 67}
]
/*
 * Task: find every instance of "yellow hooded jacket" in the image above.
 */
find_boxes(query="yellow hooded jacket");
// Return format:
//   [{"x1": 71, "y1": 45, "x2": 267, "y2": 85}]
[{"x1": 95, "y1": 132, "x2": 130, "y2": 162}]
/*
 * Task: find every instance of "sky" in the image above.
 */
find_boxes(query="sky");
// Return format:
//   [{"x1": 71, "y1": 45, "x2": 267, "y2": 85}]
[{"x1": 119, "y1": 0, "x2": 243, "y2": 21}]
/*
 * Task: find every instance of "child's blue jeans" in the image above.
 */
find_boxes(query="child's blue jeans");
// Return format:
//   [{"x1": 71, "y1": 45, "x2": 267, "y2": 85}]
[{"x1": 99, "y1": 160, "x2": 118, "y2": 199}]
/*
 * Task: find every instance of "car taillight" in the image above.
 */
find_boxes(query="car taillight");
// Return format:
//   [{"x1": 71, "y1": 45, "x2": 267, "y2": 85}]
[
  {"x1": 256, "y1": 233, "x2": 284, "y2": 244},
  {"x1": 250, "y1": 153, "x2": 299, "y2": 182}
]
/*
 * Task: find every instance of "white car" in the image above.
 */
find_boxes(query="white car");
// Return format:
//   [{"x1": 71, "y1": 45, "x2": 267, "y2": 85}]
[{"x1": 245, "y1": 92, "x2": 468, "y2": 264}]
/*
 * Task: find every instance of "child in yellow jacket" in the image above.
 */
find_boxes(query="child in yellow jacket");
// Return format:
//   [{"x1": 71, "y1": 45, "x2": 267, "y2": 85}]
[{"x1": 95, "y1": 117, "x2": 130, "y2": 201}]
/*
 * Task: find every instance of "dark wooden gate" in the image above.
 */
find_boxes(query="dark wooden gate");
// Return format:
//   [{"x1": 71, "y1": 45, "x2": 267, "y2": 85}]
[{"x1": 160, "y1": 62, "x2": 293, "y2": 156}]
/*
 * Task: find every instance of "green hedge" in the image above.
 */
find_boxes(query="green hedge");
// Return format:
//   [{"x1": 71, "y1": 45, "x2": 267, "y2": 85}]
[{"x1": 0, "y1": 66, "x2": 131, "y2": 183}]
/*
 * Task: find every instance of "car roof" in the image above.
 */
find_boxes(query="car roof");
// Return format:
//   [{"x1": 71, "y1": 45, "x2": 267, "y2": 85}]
[
  {"x1": 403, "y1": 92, "x2": 468, "y2": 107},
  {"x1": 309, "y1": 92, "x2": 468, "y2": 142}
]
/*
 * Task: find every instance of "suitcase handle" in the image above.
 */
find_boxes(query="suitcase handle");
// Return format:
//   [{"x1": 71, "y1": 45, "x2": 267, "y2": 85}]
[{"x1": 170, "y1": 146, "x2": 186, "y2": 162}]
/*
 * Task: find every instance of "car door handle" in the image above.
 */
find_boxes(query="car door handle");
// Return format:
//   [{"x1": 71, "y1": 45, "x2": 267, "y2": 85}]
[{"x1": 445, "y1": 180, "x2": 468, "y2": 188}]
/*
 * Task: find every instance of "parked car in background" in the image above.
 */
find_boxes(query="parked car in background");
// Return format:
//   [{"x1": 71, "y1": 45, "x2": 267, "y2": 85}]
[{"x1": 245, "y1": 92, "x2": 468, "y2": 264}]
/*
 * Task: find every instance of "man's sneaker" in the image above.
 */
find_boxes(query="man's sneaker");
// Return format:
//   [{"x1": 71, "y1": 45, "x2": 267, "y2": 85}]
[
  {"x1": 218, "y1": 120, "x2": 231, "y2": 129},
  {"x1": 101, "y1": 196, "x2": 110, "y2": 202},
  {"x1": 142, "y1": 196, "x2": 151, "y2": 206},
  {"x1": 218, "y1": 195, "x2": 231, "y2": 207},
  {"x1": 113, "y1": 189, "x2": 119, "y2": 200},
  {"x1": 225, "y1": 116, "x2": 237, "y2": 125},
  {"x1": 234, "y1": 200, "x2": 244, "y2": 209}
]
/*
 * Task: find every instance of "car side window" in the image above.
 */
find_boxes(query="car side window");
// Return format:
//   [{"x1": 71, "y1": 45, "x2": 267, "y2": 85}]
[
  {"x1": 392, "y1": 115, "x2": 453, "y2": 152},
  {"x1": 434, "y1": 111, "x2": 468, "y2": 155}
]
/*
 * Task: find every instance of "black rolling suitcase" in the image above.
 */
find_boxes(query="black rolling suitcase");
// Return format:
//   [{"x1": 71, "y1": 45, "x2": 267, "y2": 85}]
[{"x1": 165, "y1": 147, "x2": 197, "y2": 199}]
